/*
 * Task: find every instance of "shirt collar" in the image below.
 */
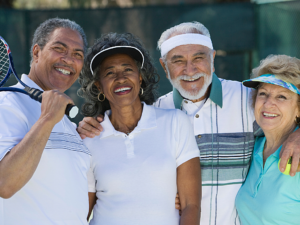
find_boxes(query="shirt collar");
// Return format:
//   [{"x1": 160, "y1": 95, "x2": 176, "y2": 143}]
[
  {"x1": 20, "y1": 74, "x2": 43, "y2": 91},
  {"x1": 99, "y1": 103, "x2": 157, "y2": 139},
  {"x1": 172, "y1": 73, "x2": 223, "y2": 109}
]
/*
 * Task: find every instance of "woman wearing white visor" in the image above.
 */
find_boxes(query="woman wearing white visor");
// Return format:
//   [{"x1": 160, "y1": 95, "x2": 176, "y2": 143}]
[{"x1": 78, "y1": 33, "x2": 201, "y2": 225}]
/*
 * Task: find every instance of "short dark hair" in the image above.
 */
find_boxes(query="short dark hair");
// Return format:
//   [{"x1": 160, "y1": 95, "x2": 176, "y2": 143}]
[
  {"x1": 30, "y1": 18, "x2": 87, "y2": 65},
  {"x1": 78, "y1": 32, "x2": 160, "y2": 117}
]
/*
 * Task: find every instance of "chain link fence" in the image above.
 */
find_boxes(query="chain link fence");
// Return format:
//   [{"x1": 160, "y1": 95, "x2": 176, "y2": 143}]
[{"x1": 3, "y1": 1, "x2": 298, "y2": 123}]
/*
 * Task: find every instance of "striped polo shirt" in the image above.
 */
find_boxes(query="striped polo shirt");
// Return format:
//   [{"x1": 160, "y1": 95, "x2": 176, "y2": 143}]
[{"x1": 154, "y1": 73, "x2": 257, "y2": 225}]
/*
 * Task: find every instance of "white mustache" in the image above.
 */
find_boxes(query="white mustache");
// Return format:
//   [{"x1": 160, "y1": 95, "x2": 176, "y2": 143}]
[{"x1": 176, "y1": 73, "x2": 206, "y2": 81}]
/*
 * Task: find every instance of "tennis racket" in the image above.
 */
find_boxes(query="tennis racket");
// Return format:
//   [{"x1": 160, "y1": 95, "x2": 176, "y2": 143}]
[{"x1": 0, "y1": 36, "x2": 78, "y2": 118}]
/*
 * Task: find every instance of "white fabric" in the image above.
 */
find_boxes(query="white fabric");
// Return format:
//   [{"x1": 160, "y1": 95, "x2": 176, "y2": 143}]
[
  {"x1": 85, "y1": 104, "x2": 200, "y2": 225},
  {"x1": 160, "y1": 33, "x2": 214, "y2": 57},
  {"x1": 182, "y1": 99, "x2": 205, "y2": 125},
  {"x1": 0, "y1": 75, "x2": 90, "y2": 225},
  {"x1": 154, "y1": 78, "x2": 255, "y2": 225}
]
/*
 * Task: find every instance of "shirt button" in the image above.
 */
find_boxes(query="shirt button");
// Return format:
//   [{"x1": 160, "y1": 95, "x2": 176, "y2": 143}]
[
  {"x1": 198, "y1": 135, "x2": 202, "y2": 138},
  {"x1": 184, "y1": 100, "x2": 188, "y2": 103},
  {"x1": 195, "y1": 114, "x2": 199, "y2": 118}
]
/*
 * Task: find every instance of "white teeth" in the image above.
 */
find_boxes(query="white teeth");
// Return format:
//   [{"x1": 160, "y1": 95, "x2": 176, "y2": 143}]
[
  {"x1": 263, "y1": 112, "x2": 278, "y2": 117},
  {"x1": 56, "y1": 68, "x2": 71, "y2": 75},
  {"x1": 182, "y1": 77, "x2": 198, "y2": 82},
  {"x1": 115, "y1": 87, "x2": 131, "y2": 93}
]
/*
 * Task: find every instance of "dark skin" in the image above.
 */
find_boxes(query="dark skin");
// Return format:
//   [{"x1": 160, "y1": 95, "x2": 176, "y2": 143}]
[
  {"x1": 86, "y1": 53, "x2": 201, "y2": 224},
  {"x1": 0, "y1": 28, "x2": 84, "y2": 198}
]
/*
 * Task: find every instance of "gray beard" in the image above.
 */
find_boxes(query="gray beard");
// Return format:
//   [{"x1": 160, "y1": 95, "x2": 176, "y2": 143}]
[{"x1": 166, "y1": 67, "x2": 213, "y2": 101}]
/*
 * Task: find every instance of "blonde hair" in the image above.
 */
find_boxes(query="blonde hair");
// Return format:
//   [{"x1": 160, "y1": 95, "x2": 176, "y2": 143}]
[{"x1": 251, "y1": 54, "x2": 300, "y2": 112}]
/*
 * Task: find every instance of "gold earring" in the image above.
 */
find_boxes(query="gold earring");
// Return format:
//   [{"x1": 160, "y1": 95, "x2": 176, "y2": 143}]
[
  {"x1": 98, "y1": 92, "x2": 105, "y2": 102},
  {"x1": 140, "y1": 87, "x2": 144, "y2": 96},
  {"x1": 295, "y1": 116, "x2": 300, "y2": 124}
]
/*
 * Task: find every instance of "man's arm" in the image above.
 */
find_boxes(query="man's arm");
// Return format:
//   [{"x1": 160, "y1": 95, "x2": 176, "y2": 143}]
[
  {"x1": 280, "y1": 128, "x2": 300, "y2": 176},
  {"x1": 0, "y1": 90, "x2": 74, "y2": 198}
]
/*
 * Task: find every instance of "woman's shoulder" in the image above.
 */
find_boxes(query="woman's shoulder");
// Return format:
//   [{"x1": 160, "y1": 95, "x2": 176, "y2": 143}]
[
  {"x1": 150, "y1": 105, "x2": 189, "y2": 126},
  {"x1": 83, "y1": 136, "x2": 101, "y2": 151},
  {"x1": 151, "y1": 104, "x2": 186, "y2": 118}
]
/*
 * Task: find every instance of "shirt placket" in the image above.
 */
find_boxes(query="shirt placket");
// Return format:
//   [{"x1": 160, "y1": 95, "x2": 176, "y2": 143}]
[
  {"x1": 124, "y1": 133, "x2": 135, "y2": 159},
  {"x1": 253, "y1": 153, "x2": 276, "y2": 197}
]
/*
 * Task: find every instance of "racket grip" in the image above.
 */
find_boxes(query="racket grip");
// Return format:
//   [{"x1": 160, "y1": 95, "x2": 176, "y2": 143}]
[
  {"x1": 24, "y1": 86, "x2": 43, "y2": 102},
  {"x1": 24, "y1": 87, "x2": 78, "y2": 118},
  {"x1": 65, "y1": 104, "x2": 79, "y2": 118}
]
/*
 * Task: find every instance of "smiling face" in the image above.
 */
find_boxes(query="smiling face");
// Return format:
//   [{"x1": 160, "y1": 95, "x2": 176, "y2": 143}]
[
  {"x1": 95, "y1": 53, "x2": 142, "y2": 109},
  {"x1": 254, "y1": 83, "x2": 300, "y2": 134},
  {"x1": 160, "y1": 44, "x2": 215, "y2": 101},
  {"x1": 29, "y1": 28, "x2": 84, "y2": 92}
]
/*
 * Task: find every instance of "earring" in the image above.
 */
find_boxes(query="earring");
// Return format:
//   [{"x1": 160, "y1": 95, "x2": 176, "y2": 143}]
[
  {"x1": 295, "y1": 116, "x2": 300, "y2": 124},
  {"x1": 140, "y1": 87, "x2": 144, "y2": 96},
  {"x1": 98, "y1": 92, "x2": 105, "y2": 102}
]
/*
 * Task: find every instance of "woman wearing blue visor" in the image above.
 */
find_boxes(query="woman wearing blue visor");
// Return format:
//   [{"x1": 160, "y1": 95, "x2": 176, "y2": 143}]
[{"x1": 235, "y1": 54, "x2": 300, "y2": 224}]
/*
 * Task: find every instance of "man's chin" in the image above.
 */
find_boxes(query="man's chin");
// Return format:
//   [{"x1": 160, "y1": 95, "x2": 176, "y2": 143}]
[{"x1": 177, "y1": 87, "x2": 205, "y2": 100}]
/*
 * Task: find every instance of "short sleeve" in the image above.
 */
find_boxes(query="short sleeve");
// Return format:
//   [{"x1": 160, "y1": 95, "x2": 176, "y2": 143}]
[
  {"x1": 0, "y1": 98, "x2": 29, "y2": 161},
  {"x1": 174, "y1": 110, "x2": 200, "y2": 167},
  {"x1": 87, "y1": 165, "x2": 96, "y2": 193}
]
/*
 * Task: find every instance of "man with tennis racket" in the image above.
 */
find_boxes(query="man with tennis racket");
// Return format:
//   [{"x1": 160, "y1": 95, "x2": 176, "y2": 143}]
[{"x1": 0, "y1": 18, "x2": 90, "y2": 225}]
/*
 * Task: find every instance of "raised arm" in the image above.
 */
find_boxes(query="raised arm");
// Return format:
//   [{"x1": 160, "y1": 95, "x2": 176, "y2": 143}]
[
  {"x1": 177, "y1": 158, "x2": 201, "y2": 225},
  {"x1": 0, "y1": 90, "x2": 73, "y2": 198}
]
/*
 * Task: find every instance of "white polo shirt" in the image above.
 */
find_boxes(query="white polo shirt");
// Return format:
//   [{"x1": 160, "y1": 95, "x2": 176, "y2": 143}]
[
  {"x1": 154, "y1": 74, "x2": 256, "y2": 225},
  {"x1": 85, "y1": 104, "x2": 200, "y2": 225},
  {"x1": 0, "y1": 75, "x2": 90, "y2": 225}
]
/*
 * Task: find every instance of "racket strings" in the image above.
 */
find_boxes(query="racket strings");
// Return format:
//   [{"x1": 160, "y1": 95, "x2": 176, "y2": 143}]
[{"x1": 0, "y1": 43, "x2": 10, "y2": 82}]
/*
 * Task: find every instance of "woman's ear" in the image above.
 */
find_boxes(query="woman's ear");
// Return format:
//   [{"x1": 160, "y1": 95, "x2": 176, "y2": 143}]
[
  {"x1": 139, "y1": 73, "x2": 143, "y2": 85},
  {"x1": 94, "y1": 81, "x2": 102, "y2": 92}
]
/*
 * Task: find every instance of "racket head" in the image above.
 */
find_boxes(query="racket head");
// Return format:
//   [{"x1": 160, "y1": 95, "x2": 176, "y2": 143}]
[{"x1": 0, "y1": 36, "x2": 12, "y2": 86}]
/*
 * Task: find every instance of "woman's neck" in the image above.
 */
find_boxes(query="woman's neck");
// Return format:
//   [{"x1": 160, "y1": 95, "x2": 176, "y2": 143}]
[
  {"x1": 109, "y1": 100, "x2": 143, "y2": 134},
  {"x1": 263, "y1": 124, "x2": 297, "y2": 165}
]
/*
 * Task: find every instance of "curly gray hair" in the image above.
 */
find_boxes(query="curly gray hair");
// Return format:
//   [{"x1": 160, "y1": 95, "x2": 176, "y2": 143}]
[{"x1": 78, "y1": 32, "x2": 160, "y2": 117}]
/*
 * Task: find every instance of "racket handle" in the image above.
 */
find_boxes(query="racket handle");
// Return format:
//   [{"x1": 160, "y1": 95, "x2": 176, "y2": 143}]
[
  {"x1": 65, "y1": 104, "x2": 79, "y2": 118},
  {"x1": 24, "y1": 87, "x2": 78, "y2": 118}
]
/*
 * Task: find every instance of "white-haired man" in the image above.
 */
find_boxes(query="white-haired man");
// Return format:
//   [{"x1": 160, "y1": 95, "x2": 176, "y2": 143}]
[
  {"x1": 77, "y1": 22, "x2": 300, "y2": 225},
  {"x1": 155, "y1": 22, "x2": 254, "y2": 225},
  {"x1": 154, "y1": 22, "x2": 300, "y2": 225}
]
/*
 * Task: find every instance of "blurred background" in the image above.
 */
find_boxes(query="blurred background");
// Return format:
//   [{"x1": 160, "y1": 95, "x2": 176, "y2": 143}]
[{"x1": 0, "y1": 0, "x2": 298, "y2": 123}]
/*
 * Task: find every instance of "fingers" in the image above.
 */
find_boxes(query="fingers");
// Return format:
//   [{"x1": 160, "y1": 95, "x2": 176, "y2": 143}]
[
  {"x1": 279, "y1": 147, "x2": 290, "y2": 174},
  {"x1": 77, "y1": 117, "x2": 103, "y2": 138},
  {"x1": 290, "y1": 153, "x2": 300, "y2": 176},
  {"x1": 78, "y1": 133, "x2": 87, "y2": 140},
  {"x1": 40, "y1": 90, "x2": 74, "y2": 125},
  {"x1": 175, "y1": 193, "x2": 181, "y2": 210},
  {"x1": 279, "y1": 142, "x2": 291, "y2": 173},
  {"x1": 280, "y1": 129, "x2": 300, "y2": 175},
  {"x1": 96, "y1": 115, "x2": 104, "y2": 123}
]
